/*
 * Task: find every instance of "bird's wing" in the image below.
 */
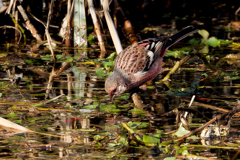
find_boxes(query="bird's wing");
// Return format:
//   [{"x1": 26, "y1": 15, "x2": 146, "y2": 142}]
[
  {"x1": 114, "y1": 37, "x2": 167, "y2": 74},
  {"x1": 114, "y1": 43, "x2": 149, "y2": 74},
  {"x1": 114, "y1": 26, "x2": 199, "y2": 74}
]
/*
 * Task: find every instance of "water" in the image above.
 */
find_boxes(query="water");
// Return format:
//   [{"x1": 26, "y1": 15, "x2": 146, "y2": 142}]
[{"x1": 0, "y1": 28, "x2": 240, "y2": 159}]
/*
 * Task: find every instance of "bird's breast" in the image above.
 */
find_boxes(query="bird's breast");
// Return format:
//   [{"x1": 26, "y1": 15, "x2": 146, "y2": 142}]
[{"x1": 131, "y1": 57, "x2": 163, "y2": 88}]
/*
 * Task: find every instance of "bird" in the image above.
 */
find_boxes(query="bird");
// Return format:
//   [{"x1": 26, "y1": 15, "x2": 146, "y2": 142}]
[{"x1": 105, "y1": 25, "x2": 199, "y2": 100}]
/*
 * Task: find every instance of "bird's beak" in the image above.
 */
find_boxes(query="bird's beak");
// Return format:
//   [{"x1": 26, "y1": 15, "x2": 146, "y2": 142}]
[{"x1": 110, "y1": 94, "x2": 116, "y2": 102}]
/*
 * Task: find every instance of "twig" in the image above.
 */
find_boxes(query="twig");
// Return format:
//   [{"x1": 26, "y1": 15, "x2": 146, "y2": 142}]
[
  {"x1": 179, "y1": 95, "x2": 195, "y2": 127},
  {"x1": 174, "y1": 106, "x2": 240, "y2": 142},
  {"x1": 32, "y1": 94, "x2": 65, "y2": 107},
  {"x1": 17, "y1": 5, "x2": 42, "y2": 42},
  {"x1": 0, "y1": 25, "x2": 22, "y2": 44},
  {"x1": 159, "y1": 55, "x2": 191, "y2": 85},
  {"x1": 50, "y1": 62, "x2": 71, "y2": 83},
  {"x1": 45, "y1": 0, "x2": 56, "y2": 61},
  {"x1": 182, "y1": 99, "x2": 240, "y2": 117},
  {"x1": 27, "y1": 11, "x2": 59, "y2": 29},
  {"x1": 88, "y1": 0, "x2": 107, "y2": 58},
  {"x1": 232, "y1": 149, "x2": 240, "y2": 160},
  {"x1": 121, "y1": 122, "x2": 142, "y2": 141}
]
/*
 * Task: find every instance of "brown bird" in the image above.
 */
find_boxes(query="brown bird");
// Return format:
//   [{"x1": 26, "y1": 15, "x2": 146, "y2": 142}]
[{"x1": 105, "y1": 26, "x2": 199, "y2": 100}]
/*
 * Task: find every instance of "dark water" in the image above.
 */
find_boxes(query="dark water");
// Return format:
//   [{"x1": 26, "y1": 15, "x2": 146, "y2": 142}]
[{"x1": 0, "y1": 30, "x2": 240, "y2": 159}]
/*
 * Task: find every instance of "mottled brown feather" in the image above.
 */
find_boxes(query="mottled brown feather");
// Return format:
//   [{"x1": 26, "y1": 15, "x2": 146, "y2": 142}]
[{"x1": 114, "y1": 43, "x2": 149, "y2": 74}]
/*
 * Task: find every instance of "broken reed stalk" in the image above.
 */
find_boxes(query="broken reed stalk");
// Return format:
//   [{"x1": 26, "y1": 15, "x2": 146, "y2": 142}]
[
  {"x1": 17, "y1": 5, "x2": 42, "y2": 42},
  {"x1": 179, "y1": 95, "x2": 195, "y2": 128},
  {"x1": 65, "y1": 0, "x2": 75, "y2": 55},
  {"x1": 14, "y1": 11, "x2": 18, "y2": 43},
  {"x1": 174, "y1": 106, "x2": 240, "y2": 142},
  {"x1": 159, "y1": 55, "x2": 191, "y2": 85},
  {"x1": 88, "y1": 0, "x2": 107, "y2": 58},
  {"x1": 45, "y1": 0, "x2": 56, "y2": 61},
  {"x1": 102, "y1": 0, "x2": 122, "y2": 54},
  {"x1": 174, "y1": 111, "x2": 229, "y2": 142},
  {"x1": 0, "y1": 95, "x2": 70, "y2": 137},
  {"x1": 122, "y1": 122, "x2": 142, "y2": 141},
  {"x1": 73, "y1": 0, "x2": 87, "y2": 49},
  {"x1": 64, "y1": 0, "x2": 73, "y2": 55},
  {"x1": 5, "y1": 0, "x2": 15, "y2": 14},
  {"x1": 50, "y1": 62, "x2": 71, "y2": 83},
  {"x1": 183, "y1": 99, "x2": 240, "y2": 117}
]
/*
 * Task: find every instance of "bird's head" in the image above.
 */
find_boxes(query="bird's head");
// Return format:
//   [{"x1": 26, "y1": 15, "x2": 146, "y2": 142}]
[{"x1": 105, "y1": 71, "x2": 128, "y2": 101}]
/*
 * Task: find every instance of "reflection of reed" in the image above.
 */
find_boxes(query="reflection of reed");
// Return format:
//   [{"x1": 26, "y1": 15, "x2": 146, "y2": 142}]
[
  {"x1": 71, "y1": 66, "x2": 87, "y2": 99},
  {"x1": 67, "y1": 73, "x2": 72, "y2": 101}
]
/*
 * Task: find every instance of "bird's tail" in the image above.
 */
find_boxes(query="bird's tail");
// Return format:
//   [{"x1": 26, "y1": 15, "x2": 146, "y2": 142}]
[
  {"x1": 165, "y1": 25, "x2": 199, "y2": 49},
  {"x1": 156, "y1": 25, "x2": 198, "y2": 58}
]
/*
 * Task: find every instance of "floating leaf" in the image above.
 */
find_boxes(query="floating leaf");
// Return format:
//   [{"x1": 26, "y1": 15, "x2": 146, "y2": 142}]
[
  {"x1": 40, "y1": 54, "x2": 53, "y2": 61},
  {"x1": 83, "y1": 104, "x2": 98, "y2": 109},
  {"x1": 205, "y1": 37, "x2": 220, "y2": 47},
  {"x1": 198, "y1": 29, "x2": 209, "y2": 40},
  {"x1": 172, "y1": 126, "x2": 190, "y2": 137},
  {"x1": 143, "y1": 134, "x2": 161, "y2": 144}
]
